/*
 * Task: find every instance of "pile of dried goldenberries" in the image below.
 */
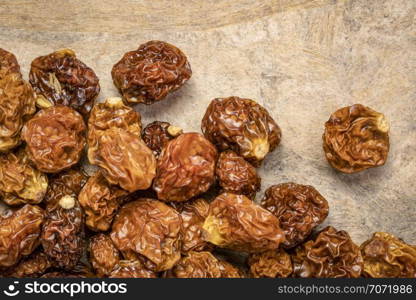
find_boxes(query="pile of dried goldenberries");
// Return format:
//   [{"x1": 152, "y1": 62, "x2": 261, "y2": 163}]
[{"x1": 0, "y1": 41, "x2": 414, "y2": 278}]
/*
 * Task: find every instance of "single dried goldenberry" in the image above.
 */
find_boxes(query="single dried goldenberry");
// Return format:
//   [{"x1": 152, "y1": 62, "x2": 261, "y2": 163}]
[
  {"x1": 323, "y1": 104, "x2": 389, "y2": 173},
  {"x1": 142, "y1": 121, "x2": 183, "y2": 157},
  {"x1": 0, "y1": 48, "x2": 20, "y2": 78},
  {"x1": 0, "y1": 150, "x2": 48, "y2": 206},
  {"x1": 202, "y1": 96, "x2": 281, "y2": 166},
  {"x1": 21, "y1": 105, "x2": 86, "y2": 173},
  {"x1": 261, "y1": 182, "x2": 329, "y2": 249},
  {"x1": 248, "y1": 249, "x2": 292, "y2": 278},
  {"x1": 111, "y1": 40, "x2": 192, "y2": 104},
  {"x1": 153, "y1": 132, "x2": 217, "y2": 202},
  {"x1": 4, "y1": 251, "x2": 53, "y2": 278},
  {"x1": 109, "y1": 260, "x2": 157, "y2": 278},
  {"x1": 202, "y1": 193, "x2": 285, "y2": 252},
  {"x1": 216, "y1": 150, "x2": 260, "y2": 199},
  {"x1": 111, "y1": 199, "x2": 182, "y2": 272},
  {"x1": 29, "y1": 49, "x2": 100, "y2": 116},
  {"x1": 41, "y1": 195, "x2": 85, "y2": 270},
  {"x1": 361, "y1": 232, "x2": 416, "y2": 278},
  {"x1": 89, "y1": 234, "x2": 120, "y2": 277},
  {"x1": 292, "y1": 226, "x2": 363, "y2": 278},
  {"x1": 0, "y1": 204, "x2": 45, "y2": 268},
  {"x1": 79, "y1": 172, "x2": 127, "y2": 232}
]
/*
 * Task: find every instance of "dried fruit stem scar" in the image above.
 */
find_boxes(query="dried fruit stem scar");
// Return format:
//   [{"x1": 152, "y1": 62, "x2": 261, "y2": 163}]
[
  {"x1": 253, "y1": 139, "x2": 270, "y2": 160},
  {"x1": 59, "y1": 195, "x2": 76, "y2": 209},
  {"x1": 376, "y1": 114, "x2": 389, "y2": 133}
]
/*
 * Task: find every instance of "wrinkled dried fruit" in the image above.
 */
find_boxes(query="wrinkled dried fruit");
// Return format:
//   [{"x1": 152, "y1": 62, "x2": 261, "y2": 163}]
[
  {"x1": 112, "y1": 40, "x2": 192, "y2": 104},
  {"x1": 41, "y1": 263, "x2": 94, "y2": 278},
  {"x1": 248, "y1": 249, "x2": 292, "y2": 278},
  {"x1": 4, "y1": 251, "x2": 52, "y2": 278},
  {"x1": 88, "y1": 97, "x2": 142, "y2": 138},
  {"x1": 361, "y1": 232, "x2": 416, "y2": 278},
  {"x1": 41, "y1": 195, "x2": 84, "y2": 270},
  {"x1": 292, "y1": 226, "x2": 363, "y2": 278},
  {"x1": 202, "y1": 193, "x2": 285, "y2": 252},
  {"x1": 89, "y1": 234, "x2": 120, "y2": 277},
  {"x1": 88, "y1": 98, "x2": 155, "y2": 192},
  {"x1": 261, "y1": 182, "x2": 329, "y2": 249},
  {"x1": 0, "y1": 73, "x2": 36, "y2": 152},
  {"x1": 216, "y1": 150, "x2": 260, "y2": 199},
  {"x1": 166, "y1": 251, "x2": 240, "y2": 278},
  {"x1": 44, "y1": 168, "x2": 88, "y2": 207},
  {"x1": 0, "y1": 150, "x2": 48, "y2": 206},
  {"x1": 109, "y1": 260, "x2": 157, "y2": 278},
  {"x1": 323, "y1": 104, "x2": 390, "y2": 173},
  {"x1": 111, "y1": 199, "x2": 182, "y2": 272},
  {"x1": 0, "y1": 48, "x2": 20, "y2": 78},
  {"x1": 142, "y1": 121, "x2": 183, "y2": 157},
  {"x1": 21, "y1": 105, "x2": 86, "y2": 173},
  {"x1": 153, "y1": 132, "x2": 217, "y2": 202},
  {"x1": 79, "y1": 172, "x2": 127, "y2": 231},
  {"x1": 41, "y1": 272, "x2": 84, "y2": 278},
  {"x1": 29, "y1": 49, "x2": 100, "y2": 116},
  {"x1": 218, "y1": 260, "x2": 243, "y2": 278},
  {"x1": 176, "y1": 198, "x2": 211, "y2": 253},
  {"x1": 0, "y1": 204, "x2": 45, "y2": 268},
  {"x1": 202, "y1": 97, "x2": 281, "y2": 166}
]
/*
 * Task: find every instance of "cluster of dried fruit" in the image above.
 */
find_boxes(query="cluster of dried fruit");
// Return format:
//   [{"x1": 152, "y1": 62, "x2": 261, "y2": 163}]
[{"x1": 0, "y1": 43, "x2": 411, "y2": 279}]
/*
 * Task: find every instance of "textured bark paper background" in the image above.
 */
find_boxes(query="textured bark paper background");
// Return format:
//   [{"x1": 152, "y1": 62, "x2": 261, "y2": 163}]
[{"x1": 0, "y1": 0, "x2": 415, "y2": 244}]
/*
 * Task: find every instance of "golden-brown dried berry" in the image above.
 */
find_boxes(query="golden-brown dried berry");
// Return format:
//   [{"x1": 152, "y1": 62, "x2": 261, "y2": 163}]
[
  {"x1": 166, "y1": 251, "x2": 225, "y2": 278},
  {"x1": 248, "y1": 249, "x2": 292, "y2": 278},
  {"x1": 111, "y1": 199, "x2": 182, "y2": 272},
  {"x1": 261, "y1": 182, "x2": 329, "y2": 249},
  {"x1": 0, "y1": 150, "x2": 48, "y2": 206},
  {"x1": 216, "y1": 150, "x2": 260, "y2": 199},
  {"x1": 0, "y1": 204, "x2": 45, "y2": 268},
  {"x1": 21, "y1": 105, "x2": 86, "y2": 173},
  {"x1": 202, "y1": 193, "x2": 285, "y2": 252},
  {"x1": 0, "y1": 48, "x2": 20, "y2": 78},
  {"x1": 89, "y1": 234, "x2": 120, "y2": 277},
  {"x1": 0, "y1": 73, "x2": 36, "y2": 152},
  {"x1": 202, "y1": 97, "x2": 281, "y2": 166},
  {"x1": 109, "y1": 260, "x2": 157, "y2": 278},
  {"x1": 361, "y1": 232, "x2": 416, "y2": 278},
  {"x1": 176, "y1": 198, "x2": 211, "y2": 253},
  {"x1": 141, "y1": 121, "x2": 183, "y2": 157},
  {"x1": 44, "y1": 168, "x2": 88, "y2": 207},
  {"x1": 111, "y1": 40, "x2": 192, "y2": 104},
  {"x1": 41, "y1": 195, "x2": 84, "y2": 270},
  {"x1": 292, "y1": 226, "x2": 363, "y2": 278},
  {"x1": 29, "y1": 49, "x2": 100, "y2": 116},
  {"x1": 153, "y1": 132, "x2": 217, "y2": 202},
  {"x1": 323, "y1": 104, "x2": 390, "y2": 173},
  {"x1": 79, "y1": 172, "x2": 127, "y2": 232},
  {"x1": 4, "y1": 251, "x2": 53, "y2": 278}
]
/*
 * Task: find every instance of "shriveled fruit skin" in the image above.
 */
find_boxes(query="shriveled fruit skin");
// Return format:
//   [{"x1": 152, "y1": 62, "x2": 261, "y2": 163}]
[
  {"x1": 89, "y1": 234, "x2": 120, "y2": 277},
  {"x1": 141, "y1": 121, "x2": 182, "y2": 157},
  {"x1": 202, "y1": 96, "x2": 281, "y2": 166},
  {"x1": 111, "y1": 40, "x2": 192, "y2": 104},
  {"x1": 323, "y1": 104, "x2": 389, "y2": 173},
  {"x1": 153, "y1": 132, "x2": 217, "y2": 202},
  {"x1": 109, "y1": 260, "x2": 157, "y2": 278},
  {"x1": 0, "y1": 48, "x2": 20, "y2": 78},
  {"x1": 248, "y1": 249, "x2": 292, "y2": 278},
  {"x1": 3, "y1": 251, "x2": 53, "y2": 278}
]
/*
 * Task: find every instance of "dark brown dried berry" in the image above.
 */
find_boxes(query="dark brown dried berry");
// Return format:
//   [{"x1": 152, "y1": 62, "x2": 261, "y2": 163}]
[
  {"x1": 323, "y1": 104, "x2": 390, "y2": 173},
  {"x1": 110, "y1": 199, "x2": 182, "y2": 272},
  {"x1": 261, "y1": 182, "x2": 329, "y2": 249},
  {"x1": 0, "y1": 204, "x2": 45, "y2": 268},
  {"x1": 216, "y1": 150, "x2": 260, "y2": 199},
  {"x1": 202, "y1": 193, "x2": 285, "y2": 252},
  {"x1": 112, "y1": 40, "x2": 192, "y2": 104},
  {"x1": 89, "y1": 234, "x2": 120, "y2": 277},
  {"x1": 361, "y1": 232, "x2": 416, "y2": 278},
  {"x1": 153, "y1": 132, "x2": 217, "y2": 202},
  {"x1": 41, "y1": 195, "x2": 84, "y2": 270},
  {"x1": 176, "y1": 198, "x2": 211, "y2": 253},
  {"x1": 0, "y1": 73, "x2": 36, "y2": 152},
  {"x1": 21, "y1": 105, "x2": 86, "y2": 173},
  {"x1": 79, "y1": 172, "x2": 127, "y2": 232},
  {"x1": 248, "y1": 249, "x2": 292, "y2": 278},
  {"x1": 202, "y1": 96, "x2": 281, "y2": 166},
  {"x1": 0, "y1": 150, "x2": 48, "y2": 206},
  {"x1": 29, "y1": 49, "x2": 100, "y2": 116},
  {"x1": 292, "y1": 226, "x2": 363, "y2": 278},
  {"x1": 44, "y1": 168, "x2": 88, "y2": 207},
  {"x1": 109, "y1": 260, "x2": 157, "y2": 278},
  {"x1": 141, "y1": 121, "x2": 183, "y2": 157}
]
